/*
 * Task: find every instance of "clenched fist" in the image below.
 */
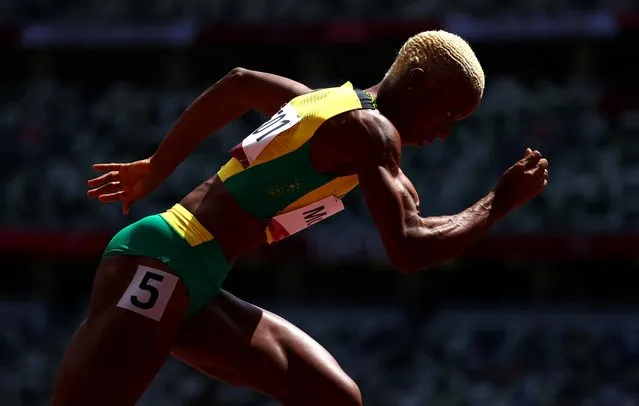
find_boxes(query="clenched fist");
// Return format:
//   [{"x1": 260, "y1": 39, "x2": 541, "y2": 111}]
[{"x1": 492, "y1": 148, "x2": 549, "y2": 217}]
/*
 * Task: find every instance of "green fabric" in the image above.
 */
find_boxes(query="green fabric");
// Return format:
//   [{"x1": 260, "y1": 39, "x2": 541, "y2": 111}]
[
  {"x1": 103, "y1": 214, "x2": 232, "y2": 316},
  {"x1": 223, "y1": 142, "x2": 335, "y2": 220}
]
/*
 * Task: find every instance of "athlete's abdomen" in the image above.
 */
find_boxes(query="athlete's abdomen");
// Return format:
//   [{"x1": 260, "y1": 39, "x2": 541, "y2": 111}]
[
  {"x1": 179, "y1": 176, "x2": 268, "y2": 260},
  {"x1": 221, "y1": 142, "x2": 334, "y2": 221}
]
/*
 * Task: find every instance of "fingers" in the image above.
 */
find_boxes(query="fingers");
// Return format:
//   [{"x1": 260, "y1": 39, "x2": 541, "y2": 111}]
[
  {"x1": 527, "y1": 160, "x2": 548, "y2": 175},
  {"x1": 87, "y1": 181, "x2": 129, "y2": 202},
  {"x1": 87, "y1": 181, "x2": 123, "y2": 199},
  {"x1": 539, "y1": 158, "x2": 549, "y2": 169},
  {"x1": 93, "y1": 163, "x2": 124, "y2": 172},
  {"x1": 87, "y1": 171, "x2": 120, "y2": 188},
  {"x1": 527, "y1": 160, "x2": 549, "y2": 189},
  {"x1": 86, "y1": 181, "x2": 134, "y2": 215},
  {"x1": 525, "y1": 148, "x2": 533, "y2": 157},
  {"x1": 522, "y1": 150, "x2": 541, "y2": 170},
  {"x1": 94, "y1": 190, "x2": 129, "y2": 203}
]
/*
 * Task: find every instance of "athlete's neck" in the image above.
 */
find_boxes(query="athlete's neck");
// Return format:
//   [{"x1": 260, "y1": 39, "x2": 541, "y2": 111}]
[
  {"x1": 365, "y1": 82, "x2": 398, "y2": 120},
  {"x1": 364, "y1": 83, "x2": 381, "y2": 101},
  {"x1": 365, "y1": 81, "x2": 409, "y2": 145}
]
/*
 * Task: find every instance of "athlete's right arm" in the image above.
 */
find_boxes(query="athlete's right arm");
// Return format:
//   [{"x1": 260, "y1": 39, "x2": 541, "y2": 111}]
[{"x1": 149, "y1": 68, "x2": 312, "y2": 181}]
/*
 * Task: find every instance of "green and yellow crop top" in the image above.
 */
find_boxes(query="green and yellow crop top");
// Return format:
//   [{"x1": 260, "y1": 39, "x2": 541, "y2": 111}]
[{"x1": 217, "y1": 82, "x2": 376, "y2": 243}]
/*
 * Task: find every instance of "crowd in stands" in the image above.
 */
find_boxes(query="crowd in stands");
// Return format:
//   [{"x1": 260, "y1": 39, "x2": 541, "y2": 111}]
[
  {"x1": 4, "y1": 1, "x2": 639, "y2": 406},
  {"x1": 3, "y1": 301, "x2": 639, "y2": 406},
  {"x1": 2, "y1": 0, "x2": 637, "y2": 21}
]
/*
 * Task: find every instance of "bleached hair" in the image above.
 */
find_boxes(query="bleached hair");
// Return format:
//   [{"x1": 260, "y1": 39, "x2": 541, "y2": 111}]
[{"x1": 385, "y1": 30, "x2": 485, "y2": 98}]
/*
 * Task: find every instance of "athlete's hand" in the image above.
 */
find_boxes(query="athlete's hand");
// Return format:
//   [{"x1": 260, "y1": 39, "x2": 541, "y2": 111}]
[
  {"x1": 492, "y1": 148, "x2": 549, "y2": 218},
  {"x1": 87, "y1": 158, "x2": 160, "y2": 215}
]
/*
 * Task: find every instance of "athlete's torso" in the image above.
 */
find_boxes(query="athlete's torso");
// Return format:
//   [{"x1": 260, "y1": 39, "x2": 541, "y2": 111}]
[{"x1": 180, "y1": 82, "x2": 377, "y2": 260}]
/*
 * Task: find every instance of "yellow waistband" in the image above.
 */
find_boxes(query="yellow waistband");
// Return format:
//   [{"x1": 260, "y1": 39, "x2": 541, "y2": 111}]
[{"x1": 160, "y1": 204, "x2": 214, "y2": 247}]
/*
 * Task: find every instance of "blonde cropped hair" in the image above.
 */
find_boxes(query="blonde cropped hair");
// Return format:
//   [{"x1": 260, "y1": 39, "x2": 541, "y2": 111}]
[{"x1": 385, "y1": 30, "x2": 485, "y2": 98}]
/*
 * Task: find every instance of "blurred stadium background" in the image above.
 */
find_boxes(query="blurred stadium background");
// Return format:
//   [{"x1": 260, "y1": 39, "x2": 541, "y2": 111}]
[{"x1": 4, "y1": 1, "x2": 639, "y2": 405}]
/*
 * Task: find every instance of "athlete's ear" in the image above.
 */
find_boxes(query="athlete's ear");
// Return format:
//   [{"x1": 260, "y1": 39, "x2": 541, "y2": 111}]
[{"x1": 406, "y1": 68, "x2": 427, "y2": 92}]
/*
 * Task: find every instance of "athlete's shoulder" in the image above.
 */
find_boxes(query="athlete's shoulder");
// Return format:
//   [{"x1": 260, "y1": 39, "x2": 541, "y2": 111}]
[
  {"x1": 323, "y1": 109, "x2": 401, "y2": 172},
  {"x1": 348, "y1": 109, "x2": 401, "y2": 162}
]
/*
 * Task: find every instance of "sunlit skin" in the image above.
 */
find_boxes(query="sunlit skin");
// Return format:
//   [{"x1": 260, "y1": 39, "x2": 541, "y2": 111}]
[{"x1": 54, "y1": 39, "x2": 548, "y2": 406}]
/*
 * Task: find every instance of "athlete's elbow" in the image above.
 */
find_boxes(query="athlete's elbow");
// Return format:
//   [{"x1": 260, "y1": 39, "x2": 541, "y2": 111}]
[
  {"x1": 226, "y1": 67, "x2": 251, "y2": 85},
  {"x1": 221, "y1": 67, "x2": 257, "y2": 109}
]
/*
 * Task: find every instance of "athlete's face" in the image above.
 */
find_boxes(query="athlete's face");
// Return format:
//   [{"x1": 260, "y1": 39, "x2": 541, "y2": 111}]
[{"x1": 400, "y1": 69, "x2": 481, "y2": 147}]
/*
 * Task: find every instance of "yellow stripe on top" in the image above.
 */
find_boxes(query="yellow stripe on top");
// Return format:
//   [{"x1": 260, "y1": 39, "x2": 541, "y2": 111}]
[
  {"x1": 216, "y1": 82, "x2": 362, "y2": 182},
  {"x1": 252, "y1": 82, "x2": 362, "y2": 166},
  {"x1": 216, "y1": 82, "x2": 371, "y2": 244},
  {"x1": 278, "y1": 174, "x2": 359, "y2": 213},
  {"x1": 161, "y1": 204, "x2": 214, "y2": 247}
]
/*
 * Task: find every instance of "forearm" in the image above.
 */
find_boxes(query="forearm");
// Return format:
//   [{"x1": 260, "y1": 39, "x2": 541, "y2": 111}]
[
  {"x1": 421, "y1": 194, "x2": 492, "y2": 228},
  {"x1": 406, "y1": 192, "x2": 500, "y2": 271},
  {"x1": 149, "y1": 68, "x2": 250, "y2": 181}
]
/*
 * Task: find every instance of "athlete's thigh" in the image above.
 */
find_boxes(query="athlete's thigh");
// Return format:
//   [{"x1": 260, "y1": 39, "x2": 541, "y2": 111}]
[
  {"x1": 171, "y1": 290, "x2": 362, "y2": 406},
  {"x1": 51, "y1": 255, "x2": 190, "y2": 406}
]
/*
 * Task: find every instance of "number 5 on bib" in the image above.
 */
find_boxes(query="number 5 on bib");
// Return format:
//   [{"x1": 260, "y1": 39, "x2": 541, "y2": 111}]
[{"x1": 117, "y1": 265, "x2": 179, "y2": 321}]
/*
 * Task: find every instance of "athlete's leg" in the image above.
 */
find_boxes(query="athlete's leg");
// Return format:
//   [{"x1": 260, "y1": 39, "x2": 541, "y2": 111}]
[
  {"x1": 51, "y1": 255, "x2": 189, "y2": 406},
  {"x1": 171, "y1": 290, "x2": 362, "y2": 406}
]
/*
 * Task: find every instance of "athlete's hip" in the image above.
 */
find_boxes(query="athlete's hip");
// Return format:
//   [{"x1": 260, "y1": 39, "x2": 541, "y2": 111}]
[{"x1": 103, "y1": 212, "x2": 233, "y2": 316}]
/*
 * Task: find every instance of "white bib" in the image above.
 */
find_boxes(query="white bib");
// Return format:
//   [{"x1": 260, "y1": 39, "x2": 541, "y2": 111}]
[
  {"x1": 230, "y1": 102, "x2": 345, "y2": 243},
  {"x1": 267, "y1": 195, "x2": 344, "y2": 243},
  {"x1": 238, "y1": 103, "x2": 301, "y2": 166}
]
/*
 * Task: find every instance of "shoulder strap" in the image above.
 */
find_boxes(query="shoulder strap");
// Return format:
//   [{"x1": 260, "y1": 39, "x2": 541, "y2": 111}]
[{"x1": 354, "y1": 88, "x2": 377, "y2": 110}]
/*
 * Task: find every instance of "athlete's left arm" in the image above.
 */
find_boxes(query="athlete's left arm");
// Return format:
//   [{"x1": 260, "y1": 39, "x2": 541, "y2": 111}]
[{"x1": 149, "y1": 68, "x2": 312, "y2": 181}]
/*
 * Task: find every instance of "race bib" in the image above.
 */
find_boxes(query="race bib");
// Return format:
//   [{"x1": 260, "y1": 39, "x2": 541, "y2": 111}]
[
  {"x1": 267, "y1": 195, "x2": 344, "y2": 243},
  {"x1": 116, "y1": 266, "x2": 179, "y2": 322},
  {"x1": 232, "y1": 103, "x2": 301, "y2": 167}
]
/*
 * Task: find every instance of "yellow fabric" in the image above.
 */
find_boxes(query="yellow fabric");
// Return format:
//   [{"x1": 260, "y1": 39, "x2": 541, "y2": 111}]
[
  {"x1": 216, "y1": 82, "x2": 366, "y2": 243},
  {"x1": 160, "y1": 204, "x2": 214, "y2": 247},
  {"x1": 279, "y1": 174, "x2": 359, "y2": 213},
  {"x1": 217, "y1": 157, "x2": 244, "y2": 182},
  {"x1": 265, "y1": 227, "x2": 275, "y2": 244},
  {"x1": 216, "y1": 82, "x2": 360, "y2": 181},
  {"x1": 251, "y1": 82, "x2": 361, "y2": 165},
  {"x1": 263, "y1": 175, "x2": 359, "y2": 244}
]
